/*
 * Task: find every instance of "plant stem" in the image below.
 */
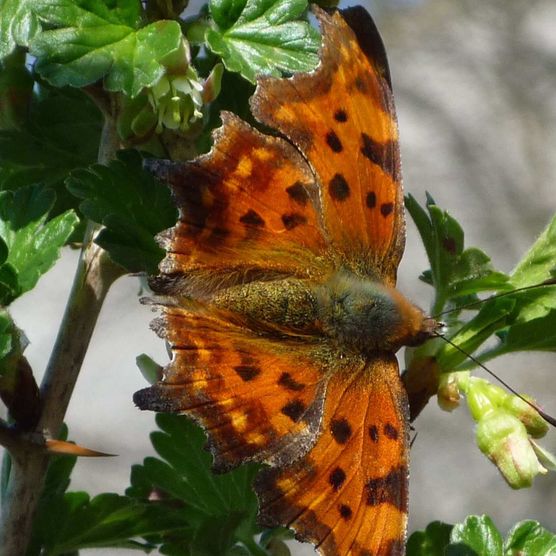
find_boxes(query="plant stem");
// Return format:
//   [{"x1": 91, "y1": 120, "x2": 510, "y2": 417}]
[
  {"x1": 0, "y1": 237, "x2": 123, "y2": 555},
  {"x1": 0, "y1": 113, "x2": 124, "y2": 555}
]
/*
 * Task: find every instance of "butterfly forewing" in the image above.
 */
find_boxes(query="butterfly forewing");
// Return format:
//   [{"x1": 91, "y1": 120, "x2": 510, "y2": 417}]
[
  {"x1": 251, "y1": 7, "x2": 404, "y2": 285},
  {"x1": 150, "y1": 112, "x2": 328, "y2": 286}
]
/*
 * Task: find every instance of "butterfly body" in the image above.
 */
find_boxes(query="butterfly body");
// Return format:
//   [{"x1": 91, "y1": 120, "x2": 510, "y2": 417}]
[
  {"x1": 314, "y1": 269, "x2": 436, "y2": 354},
  {"x1": 136, "y1": 6, "x2": 437, "y2": 555},
  {"x1": 178, "y1": 266, "x2": 434, "y2": 354}
]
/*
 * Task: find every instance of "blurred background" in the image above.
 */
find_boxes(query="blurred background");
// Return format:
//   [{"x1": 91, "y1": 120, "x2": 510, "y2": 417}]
[{"x1": 6, "y1": 0, "x2": 556, "y2": 553}]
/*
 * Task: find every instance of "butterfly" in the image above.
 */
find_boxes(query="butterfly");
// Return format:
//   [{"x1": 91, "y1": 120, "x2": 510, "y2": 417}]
[{"x1": 134, "y1": 6, "x2": 439, "y2": 555}]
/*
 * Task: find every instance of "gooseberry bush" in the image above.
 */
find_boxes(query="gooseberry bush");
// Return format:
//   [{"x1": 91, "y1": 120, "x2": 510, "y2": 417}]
[{"x1": 0, "y1": 0, "x2": 555, "y2": 554}]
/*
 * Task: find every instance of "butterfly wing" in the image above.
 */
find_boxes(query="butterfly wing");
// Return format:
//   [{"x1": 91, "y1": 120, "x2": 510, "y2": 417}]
[
  {"x1": 134, "y1": 305, "x2": 329, "y2": 472},
  {"x1": 251, "y1": 7, "x2": 404, "y2": 285},
  {"x1": 139, "y1": 8, "x2": 413, "y2": 556},
  {"x1": 256, "y1": 356, "x2": 409, "y2": 556},
  {"x1": 149, "y1": 112, "x2": 328, "y2": 288}
]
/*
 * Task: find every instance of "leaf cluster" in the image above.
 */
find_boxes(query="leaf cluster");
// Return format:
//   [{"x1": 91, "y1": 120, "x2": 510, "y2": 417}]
[
  {"x1": 22, "y1": 416, "x2": 556, "y2": 555},
  {"x1": 126, "y1": 414, "x2": 264, "y2": 555},
  {"x1": 2, "y1": 0, "x2": 319, "y2": 97},
  {"x1": 21, "y1": 417, "x2": 273, "y2": 555},
  {"x1": 406, "y1": 194, "x2": 556, "y2": 370},
  {"x1": 407, "y1": 515, "x2": 556, "y2": 556}
]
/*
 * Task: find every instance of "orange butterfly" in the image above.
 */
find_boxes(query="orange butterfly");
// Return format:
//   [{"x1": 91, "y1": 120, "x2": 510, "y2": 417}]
[{"x1": 135, "y1": 6, "x2": 439, "y2": 555}]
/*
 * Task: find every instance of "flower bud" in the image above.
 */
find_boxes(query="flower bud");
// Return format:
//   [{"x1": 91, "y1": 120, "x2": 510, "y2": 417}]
[
  {"x1": 437, "y1": 371, "x2": 464, "y2": 412},
  {"x1": 464, "y1": 378, "x2": 505, "y2": 421},
  {"x1": 501, "y1": 395, "x2": 548, "y2": 439},
  {"x1": 476, "y1": 409, "x2": 546, "y2": 488}
]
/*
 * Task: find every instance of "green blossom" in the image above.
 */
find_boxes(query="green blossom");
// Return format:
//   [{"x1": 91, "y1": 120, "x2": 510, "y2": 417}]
[
  {"x1": 148, "y1": 66, "x2": 204, "y2": 133},
  {"x1": 459, "y1": 376, "x2": 555, "y2": 488},
  {"x1": 145, "y1": 37, "x2": 223, "y2": 134}
]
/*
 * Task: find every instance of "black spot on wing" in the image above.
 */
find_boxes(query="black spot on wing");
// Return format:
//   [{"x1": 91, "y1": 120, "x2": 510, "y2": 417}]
[
  {"x1": 277, "y1": 372, "x2": 305, "y2": 392},
  {"x1": 384, "y1": 422, "x2": 399, "y2": 440},
  {"x1": 286, "y1": 182, "x2": 310, "y2": 206},
  {"x1": 330, "y1": 418, "x2": 352, "y2": 444},
  {"x1": 366, "y1": 191, "x2": 377, "y2": 209},
  {"x1": 334, "y1": 109, "x2": 348, "y2": 122},
  {"x1": 234, "y1": 365, "x2": 261, "y2": 381},
  {"x1": 329, "y1": 174, "x2": 350, "y2": 201},
  {"x1": 339, "y1": 504, "x2": 352, "y2": 520},
  {"x1": 361, "y1": 133, "x2": 398, "y2": 180},
  {"x1": 329, "y1": 467, "x2": 346, "y2": 491},
  {"x1": 281, "y1": 399, "x2": 306, "y2": 422},
  {"x1": 326, "y1": 130, "x2": 343, "y2": 153},
  {"x1": 239, "y1": 209, "x2": 265, "y2": 227},
  {"x1": 365, "y1": 466, "x2": 407, "y2": 510},
  {"x1": 381, "y1": 202, "x2": 394, "y2": 217},
  {"x1": 369, "y1": 425, "x2": 379, "y2": 442},
  {"x1": 282, "y1": 213, "x2": 307, "y2": 230}
]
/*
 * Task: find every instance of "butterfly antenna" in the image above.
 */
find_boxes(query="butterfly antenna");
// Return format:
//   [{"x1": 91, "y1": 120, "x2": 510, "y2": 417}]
[
  {"x1": 434, "y1": 277, "x2": 556, "y2": 319},
  {"x1": 434, "y1": 331, "x2": 556, "y2": 428}
]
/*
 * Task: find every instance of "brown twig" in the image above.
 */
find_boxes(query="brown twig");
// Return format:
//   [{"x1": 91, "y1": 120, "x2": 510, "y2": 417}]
[{"x1": 0, "y1": 114, "x2": 125, "y2": 555}]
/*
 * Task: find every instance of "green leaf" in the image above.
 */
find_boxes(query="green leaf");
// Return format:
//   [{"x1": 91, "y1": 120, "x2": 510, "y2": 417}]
[
  {"x1": 66, "y1": 150, "x2": 177, "y2": 273},
  {"x1": 0, "y1": 50, "x2": 34, "y2": 130},
  {"x1": 206, "y1": 0, "x2": 320, "y2": 83},
  {"x1": 0, "y1": 310, "x2": 13, "y2": 361},
  {"x1": 504, "y1": 520, "x2": 556, "y2": 555},
  {"x1": 127, "y1": 414, "x2": 261, "y2": 554},
  {"x1": 0, "y1": 185, "x2": 79, "y2": 304},
  {"x1": 493, "y1": 310, "x2": 556, "y2": 354},
  {"x1": 407, "y1": 521, "x2": 453, "y2": 555},
  {"x1": 36, "y1": 492, "x2": 185, "y2": 554},
  {"x1": 406, "y1": 194, "x2": 509, "y2": 313},
  {"x1": 0, "y1": 0, "x2": 41, "y2": 59},
  {"x1": 0, "y1": 85, "x2": 102, "y2": 228},
  {"x1": 436, "y1": 213, "x2": 556, "y2": 361},
  {"x1": 29, "y1": 0, "x2": 183, "y2": 97},
  {"x1": 448, "y1": 515, "x2": 503, "y2": 556},
  {"x1": 211, "y1": 0, "x2": 249, "y2": 29},
  {"x1": 475, "y1": 215, "x2": 556, "y2": 355},
  {"x1": 436, "y1": 297, "x2": 515, "y2": 371},
  {"x1": 511, "y1": 214, "x2": 556, "y2": 288}
]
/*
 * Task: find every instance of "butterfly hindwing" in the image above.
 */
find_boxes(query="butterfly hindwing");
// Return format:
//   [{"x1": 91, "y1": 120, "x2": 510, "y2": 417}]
[
  {"x1": 251, "y1": 7, "x2": 404, "y2": 285},
  {"x1": 256, "y1": 356, "x2": 409, "y2": 556},
  {"x1": 134, "y1": 306, "x2": 328, "y2": 471}
]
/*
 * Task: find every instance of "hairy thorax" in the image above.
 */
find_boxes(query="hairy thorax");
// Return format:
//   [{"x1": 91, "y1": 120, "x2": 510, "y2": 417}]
[{"x1": 210, "y1": 269, "x2": 437, "y2": 355}]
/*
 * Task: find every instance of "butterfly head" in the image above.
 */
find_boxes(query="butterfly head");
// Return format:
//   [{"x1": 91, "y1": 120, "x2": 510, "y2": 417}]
[{"x1": 316, "y1": 270, "x2": 439, "y2": 355}]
